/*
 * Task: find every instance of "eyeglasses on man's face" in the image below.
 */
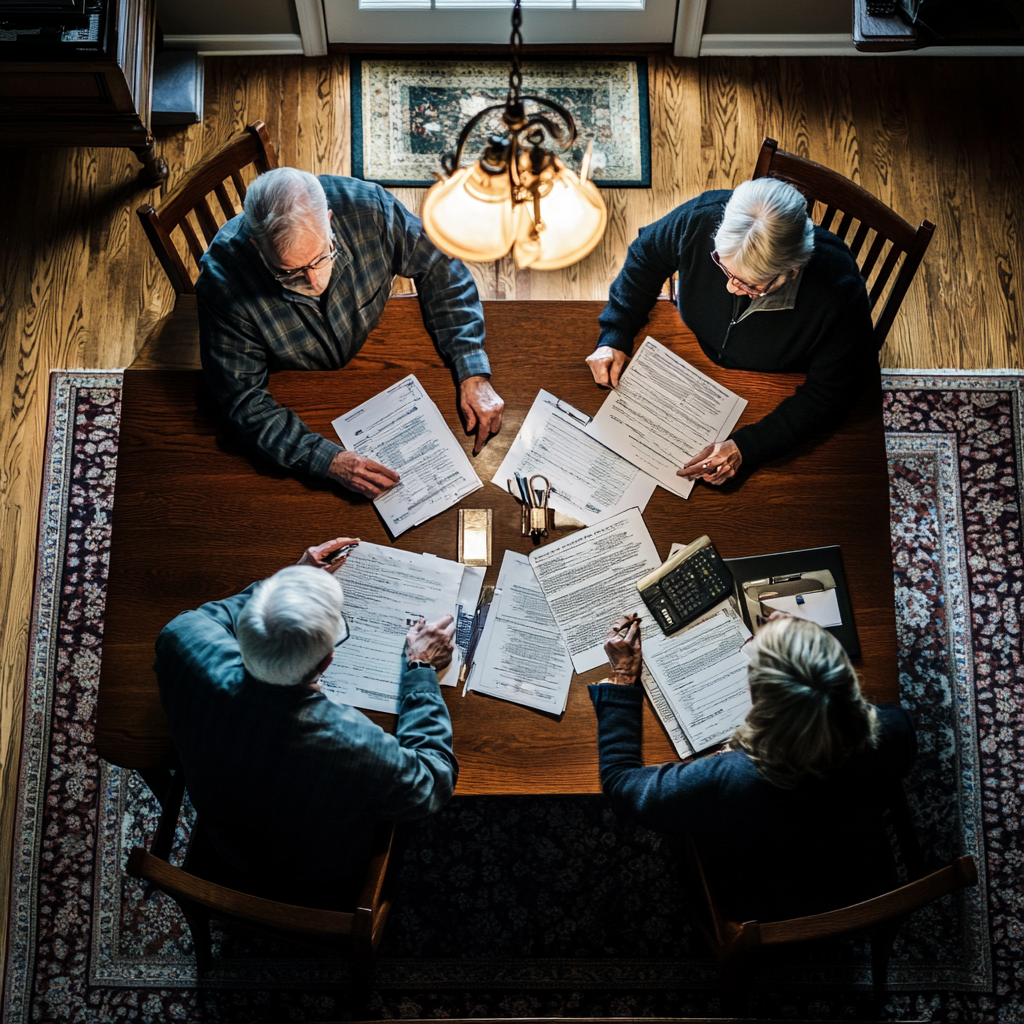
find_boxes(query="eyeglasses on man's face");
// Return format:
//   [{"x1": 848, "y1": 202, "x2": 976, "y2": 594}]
[
  {"x1": 334, "y1": 611, "x2": 350, "y2": 648},
  {"x1": 711, "y1": 250, "x2": 783, "y2": 298},
  {"x1": 267, "y1": 243, "x2": 338, "y2": 285}
]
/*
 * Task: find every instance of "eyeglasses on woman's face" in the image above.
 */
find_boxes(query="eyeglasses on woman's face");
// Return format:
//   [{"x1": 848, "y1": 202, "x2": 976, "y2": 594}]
[
  {"x1": 711, "y1": 250, "x2": 784, "y2": 298},
  {"x1": 334, "y1": 611, "x2": 350, "y2": 648}
]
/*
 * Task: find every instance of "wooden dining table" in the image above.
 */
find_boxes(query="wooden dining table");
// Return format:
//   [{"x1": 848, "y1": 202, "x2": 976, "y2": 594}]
[{"x1": 95, "y1": 298, "x2": 897, "y2": 796}]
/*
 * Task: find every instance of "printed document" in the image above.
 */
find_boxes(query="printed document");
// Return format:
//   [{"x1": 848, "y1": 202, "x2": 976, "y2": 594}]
[
  {"x1": 492, "y1": 390, "x2": 657, "y2": 525},
  {"x1": 466, "y1": 551, "x2": 573, "y2": 714},
  {"x1": 332, "y1": 374, "x2": 482, "y2": 536},
  {"x1": 529, "y1": 507, "x2": 661, "y2": 673},
  {"x1": 319, "y1": 542, "x2": 465, "y2": 714},
  {"x1": 762, "y1": 589, "x2": 842, "y2": 627},
  {"x1": 586, "y1": 336, "x2": 747, "y2": 499},
  {"x1": 645, "y1": 612, "x2": 752, "y2": 751}
]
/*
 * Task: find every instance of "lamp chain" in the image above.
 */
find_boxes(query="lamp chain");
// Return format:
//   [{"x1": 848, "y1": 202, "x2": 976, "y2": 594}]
[{"x1": 507, "y1": 0, "x2": 523, "y2": 106}]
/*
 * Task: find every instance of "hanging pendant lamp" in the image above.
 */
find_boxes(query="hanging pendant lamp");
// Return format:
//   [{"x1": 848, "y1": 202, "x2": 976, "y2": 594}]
[{"x1": 421, "y1": 0, "x2": 607, "y2": 271}]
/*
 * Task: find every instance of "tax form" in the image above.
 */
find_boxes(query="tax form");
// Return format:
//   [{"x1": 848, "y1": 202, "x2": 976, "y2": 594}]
[
  {"x1": 586, "y1": 337, "x2": 747, "y2": 499},
  {"x1": 643, "y1": 612, "x2": 752, "y2": 751},
  {"x1": 332, "y1": 374, "x2": 482, "y2": 537},
  {"x1": 492, "y1": 390, "x2": 657, "y2": 526},
  {"x1": 465, "y1": 551, "x2": 573, "y2": 714},
  {"x1": 319, "y1": 542, "x2": 465, "y2": 714},
  {"x1": 529, "y1": 506, "x2": 661, "y2": 673}
]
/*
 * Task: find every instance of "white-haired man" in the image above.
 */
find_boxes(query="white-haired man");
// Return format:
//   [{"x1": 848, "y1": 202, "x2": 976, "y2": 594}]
[
  {"x1": 154, "y1": 537, "x2": 458, "y2": 905},
  {"x1": 586, "y1": 179, "x2": 875, "y2": 484},
  {"x1": 196, "y1": 167, "x2": 504, "y2": 498}
]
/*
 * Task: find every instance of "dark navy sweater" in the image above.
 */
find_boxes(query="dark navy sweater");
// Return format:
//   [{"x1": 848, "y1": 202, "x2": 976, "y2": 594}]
[
  {"x1": 597, "y1": 190, "x2": 876, "y2": 470},
  {"x1": 590, "y1": 683, "x2": 916, "y2": 922}
]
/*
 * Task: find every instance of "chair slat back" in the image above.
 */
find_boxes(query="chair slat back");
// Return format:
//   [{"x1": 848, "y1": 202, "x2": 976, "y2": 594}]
[
  {"x1": 137, "y1": 121, "x2": 279, "y2": 297},
  {"x1": 752, "y1": 137, "x2": 934, "y2": 350}
]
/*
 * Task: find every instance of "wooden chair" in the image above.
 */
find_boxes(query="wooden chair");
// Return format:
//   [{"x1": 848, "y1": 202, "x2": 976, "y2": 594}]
[
  {"x1": 136, "y1": 120, "x2": 279, "y2": 298},
  {"x1": 680, "y1": 782, "x2": 978, "y2": 1010},
  {"x1": 752, "y1": 136, "x2": 935, "y2": 350},
  {"x1": 126, "y1": 770, "x2": 395, "y2": 1000}
]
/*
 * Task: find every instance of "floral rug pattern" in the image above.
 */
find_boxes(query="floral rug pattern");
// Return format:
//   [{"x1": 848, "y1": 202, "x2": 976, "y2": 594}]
[{"x1": 3, "y1": 369, "x2": 1023, "y2": 1022}]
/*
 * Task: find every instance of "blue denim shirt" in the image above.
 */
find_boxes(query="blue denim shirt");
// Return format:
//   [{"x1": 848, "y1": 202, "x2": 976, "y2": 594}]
[
  {"x1": 196, "y1": 175, "x2": 490, "y2": 479},
  {"x1": 155, "y1": 583, "x2": 458, "y2": 891}
]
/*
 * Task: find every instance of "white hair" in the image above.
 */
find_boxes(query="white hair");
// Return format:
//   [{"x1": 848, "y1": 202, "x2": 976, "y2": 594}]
[
  {"x1": 244, "y1": 167, "x2": 329, "y2": 260},
  {"x1": 236, "y1": 565, "x2": 343, "y2": 686},
  {"x1": 714, "y1": 178, "x2": 815, "y2": 284}
]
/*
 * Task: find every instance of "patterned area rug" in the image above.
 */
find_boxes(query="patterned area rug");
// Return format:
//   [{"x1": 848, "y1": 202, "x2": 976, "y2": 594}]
[
  {"x1": 3, "y1": 370, "x2": 1023, "y2": 1023},
  {"x1": 351, "y1": 58, "x2": 651, "y2": 187}
]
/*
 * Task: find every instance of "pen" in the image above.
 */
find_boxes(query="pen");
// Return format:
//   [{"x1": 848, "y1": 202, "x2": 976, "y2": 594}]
[
  {"x1": 326, "y1": 543, "x2": 358, "y2": 563},
  {"x1": 615, "y1": 614, "x2": 641, "y2": 635}
]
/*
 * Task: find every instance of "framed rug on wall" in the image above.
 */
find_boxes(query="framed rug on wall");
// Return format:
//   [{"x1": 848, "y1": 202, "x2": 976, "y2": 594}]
[{"x1": 351, "y1": 57, "x2": 651, "y2": 188}]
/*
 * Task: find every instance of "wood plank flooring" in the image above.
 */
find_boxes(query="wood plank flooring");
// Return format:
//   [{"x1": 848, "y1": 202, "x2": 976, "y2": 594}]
[{"x1": 0, "y1": 54, "x2": 1021, "y2": 967}]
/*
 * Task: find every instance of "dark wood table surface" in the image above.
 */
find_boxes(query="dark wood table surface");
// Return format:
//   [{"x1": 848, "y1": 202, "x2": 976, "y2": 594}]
[{"x1": 96, "y1": 299, "x2": 897, "y2": 794}]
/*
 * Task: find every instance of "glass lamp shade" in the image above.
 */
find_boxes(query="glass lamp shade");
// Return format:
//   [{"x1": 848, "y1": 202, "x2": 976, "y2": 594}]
[
  {"x1": 512, "y1": 161, "x2": 608, "y2": 271},
  {"x1": 421, "y1": 163, "x2": 516, "y2": 263}
]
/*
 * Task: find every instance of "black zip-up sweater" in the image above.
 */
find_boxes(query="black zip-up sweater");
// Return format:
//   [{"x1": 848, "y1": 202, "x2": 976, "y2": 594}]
[{"x1": 596, "y1": 190, "x2": 876, "y2": 470}]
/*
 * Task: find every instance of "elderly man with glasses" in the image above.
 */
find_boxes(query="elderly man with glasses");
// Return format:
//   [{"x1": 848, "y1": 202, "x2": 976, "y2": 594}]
[
  {"x1": 196, "y1": 167, "x2": 504, "y2": 498},
  {"x1": 586, "y1": 178, "x2": 875, "y2": 485},
  {"x1": 154, "y1": 537, "x2": 458, "y2": 907}
]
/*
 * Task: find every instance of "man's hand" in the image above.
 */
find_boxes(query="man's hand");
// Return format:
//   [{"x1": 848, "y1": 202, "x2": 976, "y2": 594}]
[
  {"x1": 328, "y1": 451, "x2": 400, "y2": 499},
  {"x1": 297, "y1": 536, "x2": 360, "y2": 574},
  {"x1": 459, "y1": 376, "x2": 504, "y2": 455},
  {"x1": 405, "y1": 614, "x2": 456, "y2": 670},
  {"x1": 603, "y1": 614, "x2": 642, "y2": 685},
  {"x1": 585, "y1": 346, "x2": 630, "y2": 389},
  {"x1": 677, "y1": 439, "x2": 742, "y2": 486}
]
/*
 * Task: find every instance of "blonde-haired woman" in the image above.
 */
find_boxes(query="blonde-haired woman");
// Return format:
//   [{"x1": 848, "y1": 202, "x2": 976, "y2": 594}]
[
  {"x1": 585, "y1": 178, "x2": 875, "y2": 486},
  {"x1": 590, "y1": 614, "x2": 916, "y2": 921}
]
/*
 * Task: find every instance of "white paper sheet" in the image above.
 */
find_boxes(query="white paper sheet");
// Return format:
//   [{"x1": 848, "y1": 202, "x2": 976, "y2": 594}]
[
  {"x1": 586, "y1": 336, "x2": 747, "y2": 499},
  {"x1": 465, "y1": 551, "x2": 574, "y2": 714},
  {"x1": 762, "y1": 589, "x2": 842, "y2": 628},
  {"x1": 319, "y1": 542, "x2": 465, "y2": 713},
  {"x1": 529, "y1": 507, "x2": 661, "y2": 673},
  {"x1": 492, "y1": 390, "x2": 657, "y2": 526},
  {"x1": 644, "y1": 612, "x2": 752, "y2": 751},
  {"x1": 641, "y1": 665, "x2": 695, "y2": 759},
  {"x1": 331, "y1": 374, "x2": 482, "y2": 537}
]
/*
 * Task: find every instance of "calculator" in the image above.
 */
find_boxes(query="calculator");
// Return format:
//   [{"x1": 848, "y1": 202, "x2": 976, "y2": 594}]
[{"x1": 636, "y1": 536, "x2": 735, "y2": 636}]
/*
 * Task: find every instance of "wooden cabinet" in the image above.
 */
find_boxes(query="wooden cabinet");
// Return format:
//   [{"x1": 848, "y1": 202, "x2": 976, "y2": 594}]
[{"x1": 0, "y1": 0, "x2": 167, "y2": 183}]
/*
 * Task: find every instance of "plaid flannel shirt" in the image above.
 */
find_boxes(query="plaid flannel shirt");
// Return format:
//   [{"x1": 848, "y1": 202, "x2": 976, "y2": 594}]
[{"x1": 196, "y1": 175, "x2": 490, "y2": 479}]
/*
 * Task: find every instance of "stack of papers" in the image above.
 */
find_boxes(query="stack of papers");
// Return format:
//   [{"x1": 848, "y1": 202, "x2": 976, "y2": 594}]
[
  {"x1": 586, "y1": 336, "x2": 747, "y2": 499},
  {"x1": 319, "y1": 542, "x2": 482, "y2": 715},
  {"x1": 464, "y1": 551, "x2": 574, "y2": 715},
  {"x1": 492, "y1": 390, "x2": 657, "y2": 525},
  {"x1": 332, "y1": 374, "x2": 482, "y2": 536}
]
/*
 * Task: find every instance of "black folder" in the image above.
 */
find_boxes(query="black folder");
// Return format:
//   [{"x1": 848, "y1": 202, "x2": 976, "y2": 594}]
[{"x1": 724, "y1": 544, "x2": 861, "y2": 659}]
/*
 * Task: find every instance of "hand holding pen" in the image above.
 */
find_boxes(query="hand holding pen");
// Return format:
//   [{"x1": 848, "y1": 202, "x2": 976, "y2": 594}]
[
  {"x1": 297, "y1": 537, "x2": 360, "y2": 574},
  {"x1": 603, "y1": 613, "x2": 642, "y2": 686}
]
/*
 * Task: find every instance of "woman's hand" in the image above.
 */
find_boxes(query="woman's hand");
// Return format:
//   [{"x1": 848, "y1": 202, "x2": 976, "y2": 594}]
[
  {"x1": 603, "y1": 614, "x2": 643, "y2": 685},
  {"x1": 677, "y1": 439, "x2": 742, "y2": 485}
]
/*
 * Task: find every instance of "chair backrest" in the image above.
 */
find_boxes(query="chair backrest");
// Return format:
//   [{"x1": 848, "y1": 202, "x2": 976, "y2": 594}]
[
  {"x1": 682, "y1": 829, "x2": 977, "y2": 967},
  {"x1": 137, "y1": 120, "x2": 279, "y2": 298},
  {"x1": 751, "y1": 137, "x2": 935, "y2": 350},
  {"x1": 127, "y1": 778, "x2": 394, "y2": 954}
]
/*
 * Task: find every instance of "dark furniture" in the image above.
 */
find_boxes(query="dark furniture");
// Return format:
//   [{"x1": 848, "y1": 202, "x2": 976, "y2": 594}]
[
  {"x1": 136, "y1": 119, "x2": 278, "y2": 297},
  {"x1": 0, "y1": 0, "x2": 167, "y2": 183},
  {"x1": 682, "y1": 781, "x2": 978, "y2": 1009},
  {"x1": 96, "y1": 299, "x2": 898, "y2": 795},
  {"x1": 127, "y1": 770, "x2": 395, "y2": 995},
  {"x1": 752, "y1": 136, "x2": 934, "y2": 349}
]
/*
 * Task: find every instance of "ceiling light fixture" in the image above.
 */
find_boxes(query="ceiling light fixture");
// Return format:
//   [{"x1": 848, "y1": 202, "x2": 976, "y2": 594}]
[{"x1": 421, "y1": 0, "x2": 608, "y2": 271}]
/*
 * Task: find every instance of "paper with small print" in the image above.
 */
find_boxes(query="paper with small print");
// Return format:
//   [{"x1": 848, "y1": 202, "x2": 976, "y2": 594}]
[
  {"x1": 332, "y1": 374, "x2": 481, "y2": 536},
  {"x1": 492, "y1": 389, "x2": 657, "y2": 525},
  {"x1": 586, "y1": 336, "x2": 747, "y2": 499}
]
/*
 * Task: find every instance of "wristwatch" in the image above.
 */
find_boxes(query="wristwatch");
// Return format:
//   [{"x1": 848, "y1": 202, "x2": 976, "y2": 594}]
[{"x1": 406, "y1": 660, "x2": 435, "y2": 671}]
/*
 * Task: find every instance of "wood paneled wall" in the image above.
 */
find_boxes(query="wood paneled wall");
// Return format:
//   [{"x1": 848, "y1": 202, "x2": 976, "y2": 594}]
[{"x1": 0, "y1": 53, "x2": 1020, "y2": 964}]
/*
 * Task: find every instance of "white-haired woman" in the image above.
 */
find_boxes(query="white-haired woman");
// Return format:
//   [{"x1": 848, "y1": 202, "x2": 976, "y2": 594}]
[
  {"x1": 586, "y1": 179, "x2": 875, "y2": 484},
  {"x1": 590, "y1": 614, "x2": 916, "y2": 921}
]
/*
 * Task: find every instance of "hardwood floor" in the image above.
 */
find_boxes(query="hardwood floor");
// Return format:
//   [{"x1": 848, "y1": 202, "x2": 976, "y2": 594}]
[{"x1": 0, "y1": 53, "x2": 1020, "y2": 965}]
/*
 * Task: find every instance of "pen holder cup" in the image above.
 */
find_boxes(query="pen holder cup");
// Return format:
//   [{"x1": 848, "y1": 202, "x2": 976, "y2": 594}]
[{"x1": 521, "y1": 504, "x2": 555, "y2": 538}]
